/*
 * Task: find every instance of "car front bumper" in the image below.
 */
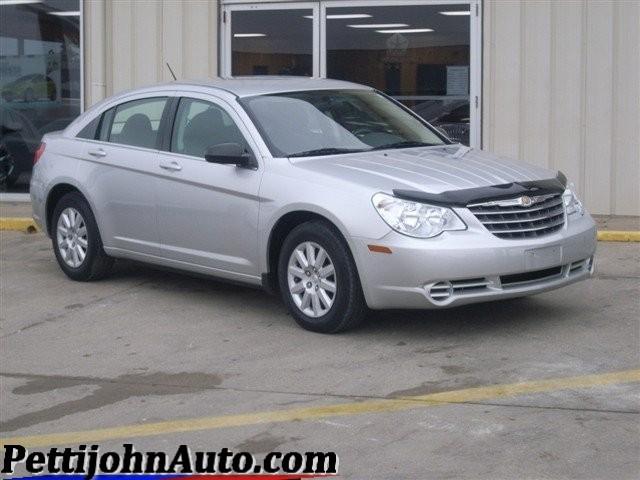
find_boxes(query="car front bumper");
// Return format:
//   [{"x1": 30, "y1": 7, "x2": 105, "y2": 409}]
[{"x1": 352, "y1": 211, "x2": 597, "y2": 310}]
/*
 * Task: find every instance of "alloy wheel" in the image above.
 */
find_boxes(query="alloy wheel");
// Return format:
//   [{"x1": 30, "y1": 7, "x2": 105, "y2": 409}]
[
  {"x1": 287, "y1": 241, "x2": 337, "y2": 318},
  {"x1": 56, "y1": 207, "x2": 88, "y2": 268}
]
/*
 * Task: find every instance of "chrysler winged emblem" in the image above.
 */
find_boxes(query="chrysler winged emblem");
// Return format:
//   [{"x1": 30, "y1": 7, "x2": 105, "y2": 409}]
[{"x1": 519, "y1": 196, "x2": 534, "y2": 207}]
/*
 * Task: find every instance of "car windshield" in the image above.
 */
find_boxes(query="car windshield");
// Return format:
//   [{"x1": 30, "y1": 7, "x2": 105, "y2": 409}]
[{"x1": 239, "y1": 89, "x2": 447, "y2": 158}]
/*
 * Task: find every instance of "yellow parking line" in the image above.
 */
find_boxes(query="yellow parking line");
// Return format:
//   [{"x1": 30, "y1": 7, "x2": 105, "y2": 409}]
[
  {"x1": 0, "y1": 217, "x2": 38, "y2": 233},
  {"x1": 2, "y1": 369, "x2": 638, "y2": 448},
  {"x1": 597, "y1": 230, "x2": 640, "y2": 242}
]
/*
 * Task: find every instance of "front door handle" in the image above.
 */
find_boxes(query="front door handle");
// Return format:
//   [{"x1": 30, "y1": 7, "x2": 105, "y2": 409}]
[
  {"x1": 159, "y1": 161, "x2": 182, "y2": 172},
  {"x1": 88, "y1": 149, "x2": 107, "y2": 158}
]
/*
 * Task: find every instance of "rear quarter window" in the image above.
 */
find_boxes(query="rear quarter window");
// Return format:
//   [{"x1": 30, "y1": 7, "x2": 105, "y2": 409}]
[{"x1": 76, "y1": 115, "x2": 101, "y2": 140}]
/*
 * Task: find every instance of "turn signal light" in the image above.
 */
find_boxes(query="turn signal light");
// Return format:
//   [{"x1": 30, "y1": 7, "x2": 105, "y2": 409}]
[
  {"x1": 368, "y1": 244, "x2": 392, "y2": 254},
  {"x1": 34, "y1": 142, "x2": 46, "y2": 165}
]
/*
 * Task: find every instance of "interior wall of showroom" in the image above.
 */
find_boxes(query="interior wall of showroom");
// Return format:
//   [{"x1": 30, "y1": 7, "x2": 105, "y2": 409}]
[{"x1": 84, "y1": 0, "x2": 639, "y2": 216}]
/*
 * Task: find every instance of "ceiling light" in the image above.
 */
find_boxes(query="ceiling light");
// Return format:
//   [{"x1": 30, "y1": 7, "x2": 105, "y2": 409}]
[
  {"x1": 439, "y1": 11, "x2": 470, "y2": 16},
  {"x1": 348, "y1": 23, "x2": 409, "y2": 29},
  {"x1": 306, "y1": 14, "x2": 372, "y2": 19},
  {"x1": 376, "y1": 28, "x2": 434, "y2": 34},
  {"x1": 233, "y1": 33, "x2": 266, "y2": 38},
  {"x1": 0, "y1": 0, "x2": 42, "y2": 5},
  {"x1": 328, "y1": 14, "x2": 371, "y2": 19},
  {"x1": 49, "y1": 11, "x2": 80, "y2": 16}
]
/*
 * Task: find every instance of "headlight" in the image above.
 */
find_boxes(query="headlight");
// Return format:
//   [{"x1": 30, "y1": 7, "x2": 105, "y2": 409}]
[
  {"x1": 372, "y1": 192, "x2": 466, "y2": 238},
  {"x1": 563, "y1": 183, "x2": 584, "y2": 217}
]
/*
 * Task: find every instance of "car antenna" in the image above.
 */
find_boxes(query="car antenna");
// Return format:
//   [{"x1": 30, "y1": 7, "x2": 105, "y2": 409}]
[{"x1": 166, "y1": 62, "x2": 177, "y2": 81}]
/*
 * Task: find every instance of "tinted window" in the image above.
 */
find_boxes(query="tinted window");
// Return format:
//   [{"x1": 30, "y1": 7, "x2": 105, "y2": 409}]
[
  {"x1": 171, "y1": 98, "x2": 246, "y2": 158},
  {"x1": 108, "y1": 98, "x2": 167, "y2": 149},
  {"x1": 77, "y1": 115, "x2": 101, "y2": 140}
]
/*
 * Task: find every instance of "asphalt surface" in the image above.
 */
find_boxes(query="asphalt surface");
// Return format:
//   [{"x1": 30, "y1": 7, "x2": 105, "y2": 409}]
[{"x1": 1, "y1": 230, "x2": 639, "y2": 479}]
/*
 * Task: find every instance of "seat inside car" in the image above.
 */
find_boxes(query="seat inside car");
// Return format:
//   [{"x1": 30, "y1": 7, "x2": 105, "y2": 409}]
[
  {"x1": 181, "y1": 108, "x2": 243, "y2": 158},
  {"x1": 118, "y1": 113, "x2": 156, "y2": 149}
]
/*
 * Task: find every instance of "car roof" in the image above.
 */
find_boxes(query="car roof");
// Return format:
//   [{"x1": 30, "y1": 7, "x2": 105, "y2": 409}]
[
  {"x1": 125, "y1": 77, "x2": 373, "y2": 99},
  {"x1": 66, "y1": 77, "x2": 376, "y2": 137}
]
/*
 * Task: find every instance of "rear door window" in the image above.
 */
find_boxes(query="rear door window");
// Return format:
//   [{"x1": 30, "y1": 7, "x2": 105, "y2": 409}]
[{"x1": 107, "y1": 97, "x2": 168, "y2": 149}]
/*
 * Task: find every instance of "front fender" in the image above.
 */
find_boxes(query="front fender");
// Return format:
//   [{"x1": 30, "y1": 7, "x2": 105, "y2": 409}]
[{"x1": 257, "y1": 171, "x2": 391, "y2": 277}]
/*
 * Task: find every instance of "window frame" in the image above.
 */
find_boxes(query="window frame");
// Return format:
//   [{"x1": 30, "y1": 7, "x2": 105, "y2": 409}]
[{"x1": 221, "y1": 2, "x2": 321, "y2": 78}]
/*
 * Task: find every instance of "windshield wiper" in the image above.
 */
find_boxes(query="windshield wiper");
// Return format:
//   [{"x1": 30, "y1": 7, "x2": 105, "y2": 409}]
[
  {"x1": 371, "y1": 141, "x2": 437, "y2": 151},
  {"x1": 288, "y1": 147, "x2": 366, "y2": 158}
]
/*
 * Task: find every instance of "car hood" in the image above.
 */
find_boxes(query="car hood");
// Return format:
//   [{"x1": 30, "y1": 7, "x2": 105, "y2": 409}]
[{"x1": 290, "y1": 145, "x2": 559, "y2": 194}]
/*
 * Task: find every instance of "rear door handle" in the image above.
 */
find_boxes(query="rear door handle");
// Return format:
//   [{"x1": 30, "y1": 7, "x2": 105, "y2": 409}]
[
  {"x1": 159, "y1": 161, "x2": 182, "y2": 172},
  {"x1": 88, "y1": 148, "x2": 107, "y2": 158}
]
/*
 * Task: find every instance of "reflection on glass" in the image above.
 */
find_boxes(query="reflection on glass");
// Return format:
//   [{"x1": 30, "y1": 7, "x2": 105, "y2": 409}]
[
  {"x1": 0, "y1": 0, "x2": 81, "y2": 192},
  {"x1": 240, "y1": 90, "x2": 445, "y2": 158},
  {"x1": 326, "y1": 5, "x2": 470, "y2": 145},
  {"x1": 231, "y1": 9, "x2": 313, "y2": 77}
]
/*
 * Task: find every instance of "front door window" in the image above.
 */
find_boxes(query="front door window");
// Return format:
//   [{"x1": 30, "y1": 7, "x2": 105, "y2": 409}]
[{"x1": 171, "y1": 98, "x2": 246, "y2": 158}]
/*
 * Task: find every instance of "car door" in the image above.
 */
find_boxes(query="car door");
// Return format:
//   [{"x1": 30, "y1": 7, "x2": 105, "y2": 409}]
[
  {"x1": 154, "y1": 94, "x2": 263, "y2": 281},
  {"x1": 76, "y1": 95, "x2": 171, "y2": 256}
]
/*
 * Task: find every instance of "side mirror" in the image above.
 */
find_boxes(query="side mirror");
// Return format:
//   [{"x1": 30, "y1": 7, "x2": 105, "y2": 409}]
[{"x1": 204, "y1": 143, "x2": 255, "y2": 169}]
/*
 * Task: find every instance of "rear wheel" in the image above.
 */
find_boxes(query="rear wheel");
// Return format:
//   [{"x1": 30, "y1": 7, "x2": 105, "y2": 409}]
[
  {"x1": 278, "y1": 220, "x2": 367, "y2": 333},
  {"x1": 52, "y1": 192, "x2": 113, "y2": 281}
]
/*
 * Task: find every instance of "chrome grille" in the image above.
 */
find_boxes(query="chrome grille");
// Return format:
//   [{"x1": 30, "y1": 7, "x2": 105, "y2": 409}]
[{"x1": 469, "y1": 193, "x2": 565, "y2": 239}]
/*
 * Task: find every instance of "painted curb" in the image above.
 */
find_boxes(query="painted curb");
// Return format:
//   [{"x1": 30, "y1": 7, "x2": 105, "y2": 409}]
[
  {"x1": 0, "y1": 217, "x2": 39, "y2": 234},
  {"x1": 597, "y1": 230, "x2": 640, "y2": 242},
  {"x1": 0, "y1": 217, "x2": 638, "y2": 241}
]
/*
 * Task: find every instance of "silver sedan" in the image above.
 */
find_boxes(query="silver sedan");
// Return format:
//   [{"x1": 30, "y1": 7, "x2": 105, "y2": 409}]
[{"x1": 31, "y1": 78, "x2": 596, "y2": 332}]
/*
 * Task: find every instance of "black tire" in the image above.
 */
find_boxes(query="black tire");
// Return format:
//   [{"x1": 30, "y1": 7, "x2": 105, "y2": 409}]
[
  {"x1": 51, "y1": 192, "x2": 113, "y2": 281},
  {"x1": 278, "y1": 220, "x2": 367, "y2": 333}
]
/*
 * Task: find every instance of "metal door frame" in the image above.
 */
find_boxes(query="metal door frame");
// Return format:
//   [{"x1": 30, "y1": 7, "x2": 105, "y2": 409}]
[
  {"x1": 220, "y1": 1, "x2": 321, "y2": 78},
  {"x1": 220, "y1": 0, "x2": 482, "y2": 148}
]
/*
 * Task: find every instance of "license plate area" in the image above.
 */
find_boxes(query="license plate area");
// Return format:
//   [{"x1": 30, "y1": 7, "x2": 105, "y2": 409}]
[{"x1": 525, "y1": 245, "x2": 562, "y2": 271}]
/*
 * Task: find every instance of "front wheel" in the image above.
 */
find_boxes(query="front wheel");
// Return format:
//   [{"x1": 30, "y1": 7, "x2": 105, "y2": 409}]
[
  {"x1": 278, "y1": 220, "x2": 367, "y2": 333},
  {"x1": 52, "y1": 192, "x2": 114, "y2": 281}
]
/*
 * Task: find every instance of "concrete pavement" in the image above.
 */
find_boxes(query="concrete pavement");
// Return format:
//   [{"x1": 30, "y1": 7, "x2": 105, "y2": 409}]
[{"x1": 1, "y1": 231, "x2": 639, "y2": 479}]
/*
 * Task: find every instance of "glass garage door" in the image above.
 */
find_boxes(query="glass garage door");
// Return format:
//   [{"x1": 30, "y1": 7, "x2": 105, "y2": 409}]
[{"x1": 221, "y1": 1, "x2": 480, "y2": 147}]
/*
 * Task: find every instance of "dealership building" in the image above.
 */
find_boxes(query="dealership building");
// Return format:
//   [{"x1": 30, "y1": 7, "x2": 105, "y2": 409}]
[{"x1": 0, "y1": 0, "x2": 638, "y2": 215}]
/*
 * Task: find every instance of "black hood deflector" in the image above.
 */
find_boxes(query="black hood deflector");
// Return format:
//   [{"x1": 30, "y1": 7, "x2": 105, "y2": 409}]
[{"x1": 393, "y1": 172, "x2": 567, "y2": 207}]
